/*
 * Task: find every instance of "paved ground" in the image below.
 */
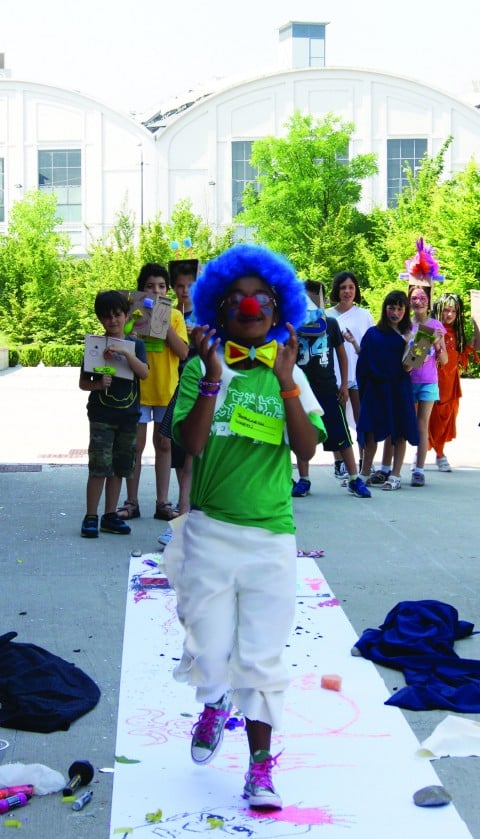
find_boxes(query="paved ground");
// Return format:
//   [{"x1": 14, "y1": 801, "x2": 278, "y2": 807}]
[{"x1": 0, "y1": 365, "x2": 479, "y2": 838}]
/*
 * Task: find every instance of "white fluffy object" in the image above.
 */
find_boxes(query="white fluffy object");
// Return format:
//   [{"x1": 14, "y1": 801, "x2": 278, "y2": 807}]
[
  {"x1": 0, "y1": 763, "x2": 66, "y2": 795},
  {"x1": 420, "y1": 715, "x2": 480, "y2": 758}
]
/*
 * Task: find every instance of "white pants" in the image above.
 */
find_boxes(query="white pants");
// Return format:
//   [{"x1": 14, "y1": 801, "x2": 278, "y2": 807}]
[{"x1": 164, "y1": 510, "x2": 297, "y2": 730}]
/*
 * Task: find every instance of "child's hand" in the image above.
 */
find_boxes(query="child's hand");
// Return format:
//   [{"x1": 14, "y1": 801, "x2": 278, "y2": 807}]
[
  {"x1": 343, "y1": 328, "x2": 360, "y2": 353},
  {"x1": 192, "y1": 325, "x2": 222, "y2": 380},
  {"x1": 337, "y1": 384, "x2": 349, "y2": 405},
  {"x1": 274, "y1": 323, "x2": 297, "y2": 388},
  {"x1": 104, "y1": 345, "x2": 131, "y2": 361},
  {"x1": 101, "y1": 374, "x2": 113, "y2": 389}
]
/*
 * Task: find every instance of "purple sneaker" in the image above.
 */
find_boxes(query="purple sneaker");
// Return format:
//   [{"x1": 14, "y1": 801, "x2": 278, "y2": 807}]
[
  {"x1": 190, "y1": 692, "x2": 232, "y2": 764},
  {"x1": 243, "y1": 750, "x2": 282, "y2": 809}
]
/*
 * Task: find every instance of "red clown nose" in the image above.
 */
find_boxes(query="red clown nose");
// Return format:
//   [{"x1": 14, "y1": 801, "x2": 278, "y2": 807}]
[{"x1": 238, "y1": 296, "x2": 261, "y2": 316}]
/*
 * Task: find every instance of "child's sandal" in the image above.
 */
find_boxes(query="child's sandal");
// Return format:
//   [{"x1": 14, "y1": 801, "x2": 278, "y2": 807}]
[
  {"x1": 382, "y1": 477, "x2": 401, "y2": 491},
  {"x1": 117, "y1": 499, "x2": 141, "y2": 519},
  {"x1": 154, "y1": 502, "x2": 180, "y2": 521}
]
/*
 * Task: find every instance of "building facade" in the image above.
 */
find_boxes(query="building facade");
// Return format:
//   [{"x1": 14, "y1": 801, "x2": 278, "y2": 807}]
[
  {"x1": 1, "y1": 22, "x2": 480, "y2": 252},
  {"x1": 0, "y1": 79, "x2": 156, "y2": 254},
  {"x1": 152, "y1": 66, "x2": 480, "y2": 234}
]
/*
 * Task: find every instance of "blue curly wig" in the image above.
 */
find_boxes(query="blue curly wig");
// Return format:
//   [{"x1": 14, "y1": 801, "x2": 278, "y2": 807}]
[{"x1": 192, "y1": 244, "x2": 307, "y2": 343}]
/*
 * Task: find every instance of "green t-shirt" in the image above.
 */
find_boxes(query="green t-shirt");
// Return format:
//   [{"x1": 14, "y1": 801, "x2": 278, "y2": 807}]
[{"x1": 173, "y1": 356, "x2": 325, "y2": 534}]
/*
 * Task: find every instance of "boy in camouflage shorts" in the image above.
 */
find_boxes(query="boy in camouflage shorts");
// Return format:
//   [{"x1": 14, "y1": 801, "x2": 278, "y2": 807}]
[{"x1": 79, "y1": 290, "x2": 148, "y2": 538}]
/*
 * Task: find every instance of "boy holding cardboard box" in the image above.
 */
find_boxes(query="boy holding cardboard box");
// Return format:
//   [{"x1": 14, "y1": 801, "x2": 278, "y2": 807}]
[{"x1": 118, "y1": 263, "x2": 188, "y2": 521}]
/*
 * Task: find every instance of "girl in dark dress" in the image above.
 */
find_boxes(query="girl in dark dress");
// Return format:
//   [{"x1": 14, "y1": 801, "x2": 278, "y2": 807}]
[{"x1": 357, "y1": 290, "x2": 419, "y2": 491}]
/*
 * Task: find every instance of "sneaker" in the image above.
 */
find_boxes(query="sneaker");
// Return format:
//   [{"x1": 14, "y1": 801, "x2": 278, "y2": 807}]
[
  {"x1": 191, "y1": 692, "x2": 232, "y2": 765},
  {"x1": 436, "y1": 456, "x2": 452, "y2": 472},
  {"x1": 243, "y1": 750, "x2": 282, "y2": 810},
  {"x1": 100, "y1": 512, "x2": 131, "y2": 535},
  {"x1": 382, "y1": 476, "x2": 402, "y2": 491},
  {"x1": 158, "y1": 527, "x2": 173, "y2": 549},
  {"x1": 411, "y1": 470, "x2": 425, "y2": 487},
  {"x1": 334, "y1": 462, "x2": 347, "y2": 479},
  {"x1": 291, "y1": 477, "x2": 311, "y2": 497},
  {"x1": 347, "y1": 477, "x2": 371, "y2": 498},
  {"x1": 81, "y1": 514, "x2": 99, "y2": 538},
  {"x1": 366, "y1": 469, "x2": 391, "y2": 486}
]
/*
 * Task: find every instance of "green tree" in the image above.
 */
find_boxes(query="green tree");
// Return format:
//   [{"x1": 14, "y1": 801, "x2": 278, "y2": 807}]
[
  {"x1": 137, "y1": 199, "x2": 235, "y2": 274},
  {"x1": 434, "y1": 160, "x2": 480, "y2": 299},
  {"x1": 0, "y1": 191, "x2": 72, "y2": 344},
  {"x1": 238, "y1": 111, "x2": 378, "y2": 278},
  {"x1": 359, "y1": 139, "x2": 453, "y2": 317},
  {"x1": 85, "y1": 200, "x2": 137, "y2": 293}
]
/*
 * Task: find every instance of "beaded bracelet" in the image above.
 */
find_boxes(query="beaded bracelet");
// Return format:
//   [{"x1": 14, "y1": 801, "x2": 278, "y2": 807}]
[
  {"x1": 280, "y1": 385, "x2": 301, "y2": 399},
  {"x1": 198, "y1": 379, "x2": 222, "y2": 397}
]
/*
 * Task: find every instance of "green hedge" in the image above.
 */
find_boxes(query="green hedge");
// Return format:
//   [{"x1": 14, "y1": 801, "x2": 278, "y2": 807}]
[
  {"x1": 8, "y1": 347, "x2": 20, "y2": 367},
  {"x1": 10, "y1": 344, "x2": 83, "y2": 367},
  {"x1": 42, "y1": 344, "x2": 84, "y2": 367},
  {"x1": 18, "y1": 344, "x2": 43, "y2": 367}
]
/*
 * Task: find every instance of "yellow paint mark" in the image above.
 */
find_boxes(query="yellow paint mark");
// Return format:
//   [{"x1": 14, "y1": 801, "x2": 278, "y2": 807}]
[
  {"x1": 207, "y1": 817, "x2": 225, "y2": 829},
  {"x1": 146, "y1": 809, "x2": 163, "y2": 823}
]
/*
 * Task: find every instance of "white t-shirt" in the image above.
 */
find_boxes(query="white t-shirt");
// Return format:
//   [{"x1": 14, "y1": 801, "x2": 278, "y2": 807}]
[{"x1": 326, "y1": 305, "x2": 374, "y2": 388}]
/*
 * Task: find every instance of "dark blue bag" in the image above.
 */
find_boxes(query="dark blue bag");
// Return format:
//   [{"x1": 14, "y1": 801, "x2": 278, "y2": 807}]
[{"x1": 0, "y1": 631, "x2": 101, "y2": 733}]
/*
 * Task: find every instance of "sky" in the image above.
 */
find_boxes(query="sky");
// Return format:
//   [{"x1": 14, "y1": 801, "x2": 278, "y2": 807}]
[{"x1": 1, "y1": 0, "x2": 479, "y2": 116}]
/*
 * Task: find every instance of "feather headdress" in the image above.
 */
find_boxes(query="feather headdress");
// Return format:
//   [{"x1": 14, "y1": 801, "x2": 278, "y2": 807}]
[{"x1": 399, "y1": 237, "x2": 445, "y2": 284}]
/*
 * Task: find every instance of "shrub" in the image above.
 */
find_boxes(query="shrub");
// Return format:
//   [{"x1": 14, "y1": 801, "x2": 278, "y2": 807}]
[
  {"x1": 42, "y1": 344, "x2": 83, "y2": 367},
  {"x1": 464, "y1": 358, "x2": 480, "y2": 379},
  {"x1": 18, "y1": 344, "x2": 42, "y2": 366},
  {"x1": 8, "y1": 347, "x2": 20, "y2": 367}
]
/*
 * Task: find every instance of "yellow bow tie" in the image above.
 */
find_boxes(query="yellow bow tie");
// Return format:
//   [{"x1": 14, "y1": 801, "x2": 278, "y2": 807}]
[{"x1": 224, "y1": 340, "x2": 278, "y2": 368}]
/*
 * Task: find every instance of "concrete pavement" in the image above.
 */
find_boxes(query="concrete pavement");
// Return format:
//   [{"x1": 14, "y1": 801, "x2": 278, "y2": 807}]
[
  {"x1": 1, "y1": 364, "x2": 478, "y2": 467},
  {"x1": 0, "y1": 365, "x2": 479, "y2": 837}
]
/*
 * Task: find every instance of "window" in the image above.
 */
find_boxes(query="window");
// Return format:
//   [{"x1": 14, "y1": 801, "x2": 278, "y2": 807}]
[
  {"x1": 38, "y1": 149, "x2": 81, "y2": 222},
  {"x1": 387, "y1": 139, "x2": 427, "y2": 207},
  {"x1": 0, "y1": 158, "x2": 4, "y2": 223},
  {"x1": 232, "y1": 141, "x2": 260, "y2": 218},
  {"x1": 308, "y1": 32, "x2": 325, "y2": 68},
  {"x1": 284, "y1": 22, "x2": 326, "y2": 69}
]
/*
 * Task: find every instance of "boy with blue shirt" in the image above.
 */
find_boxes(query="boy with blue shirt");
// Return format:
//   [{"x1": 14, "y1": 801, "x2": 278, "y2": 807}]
[{"x1": 292, "y1": 280, "x2": 371, "y2": 499}]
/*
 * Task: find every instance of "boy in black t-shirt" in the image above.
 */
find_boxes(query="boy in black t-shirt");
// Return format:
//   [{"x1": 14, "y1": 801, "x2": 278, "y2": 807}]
[
  {"x1": 293, "y1": 281, "x2": 371, "y2": 499},
  {"x1": 79, "y1": 290, "x2": 148, "y2": 537}
]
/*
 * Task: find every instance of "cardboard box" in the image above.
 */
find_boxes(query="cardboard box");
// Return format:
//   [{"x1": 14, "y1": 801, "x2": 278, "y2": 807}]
[
  {"x1": 127, "y1": 292, "x2": 172, "y2": 340},
  {"x1": 470, "y1": 289, "x2": 480, "y2": 351},
  {"x1": 83, "y1": 335, "x2": 134, "y2": 380},
  {"x1": 402, "y1": 324, "x2": 436, "y2": 369}
]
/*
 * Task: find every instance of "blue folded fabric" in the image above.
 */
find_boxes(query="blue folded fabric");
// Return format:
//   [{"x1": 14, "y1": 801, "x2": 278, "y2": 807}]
[
  {"x1": 0, "y1": 631, "x2": 101, "y2": 732},
  {"x1": 354, "y1": 600, "x2": 480, "y2": 711}
]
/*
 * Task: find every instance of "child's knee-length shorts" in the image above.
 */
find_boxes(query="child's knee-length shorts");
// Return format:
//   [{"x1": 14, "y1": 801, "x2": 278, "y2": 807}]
[{"x1": 164, "y1": 509, "x2": 297, "y2": 730}]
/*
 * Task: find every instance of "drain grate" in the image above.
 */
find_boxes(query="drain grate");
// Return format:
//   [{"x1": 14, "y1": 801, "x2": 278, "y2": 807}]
[
  {"x1": 0, "y1": 464, "x2": 42, "y2": 472},
  {"x1": 39, "y1": 449, "x2": 88, "y2": 459}
]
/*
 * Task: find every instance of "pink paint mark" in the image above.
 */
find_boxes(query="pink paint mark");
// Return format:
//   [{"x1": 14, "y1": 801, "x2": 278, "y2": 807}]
[
  {"x1": 248, "y1": 804, "x2": 338, "y2": 826},
  {"x1": 316, "y1": 598, "x2": 340, "y2": 607},
  {"x1": 133, "y1": 590, "x2": 156, "y2": 603},
  {"x1": 303, "y1": 577, "x2": 325, "y2": 591},
  {"x1": 124, "y1": 708, "x2": 170, "y2": 746}
]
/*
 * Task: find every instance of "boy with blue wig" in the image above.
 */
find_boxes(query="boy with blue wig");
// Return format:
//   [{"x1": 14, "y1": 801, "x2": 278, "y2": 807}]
[{"x1": 164, "y1": 244, "x2": 325, "y2": 809}]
